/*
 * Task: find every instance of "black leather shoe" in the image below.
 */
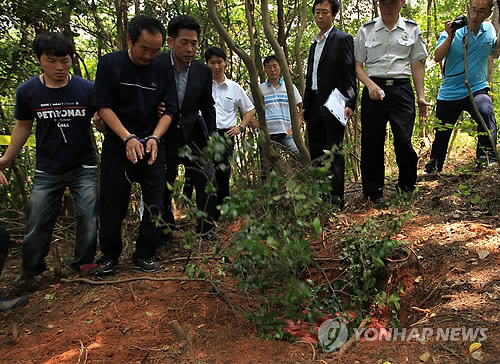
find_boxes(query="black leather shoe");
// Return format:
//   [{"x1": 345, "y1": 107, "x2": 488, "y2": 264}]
[
  {"x1": 331, "y1": 200, "x2": 344, "y2": 212},
  {"x1": 372, "y1": 197, "x2": 387, "y2": 209},
  {"x1": 96, "y1": 259, "x2": 118, "y2": 276},
  {"x1": 133, "y1": 258, "x2": 161, "y2": 272},
  {"x1": 0, "y1": 296, "x2": 28, "y2": 312},
  {"x1": 202, "y1": 230, "x2": 219, "y2": 241}
]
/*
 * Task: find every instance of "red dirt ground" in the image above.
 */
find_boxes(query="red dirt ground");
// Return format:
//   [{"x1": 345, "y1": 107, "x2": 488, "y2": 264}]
[{"x1": 1, "y1": 147, "x2": 500, "y2": 364}]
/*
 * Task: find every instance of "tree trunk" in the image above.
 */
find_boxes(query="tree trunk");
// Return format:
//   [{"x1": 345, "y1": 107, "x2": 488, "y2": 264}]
[
  {"x1": 246, "y1": 0, "x2": 266, "y2": 82},
  {"x1": 488, "y1": 6, "x2": 499, "y2": 83},
  {"x1": 115, "y1": 0, "x2": 128, "y2": 50},
  {"x1": 277, "y1": 0, "x2": 287, "y2": 58},
  {"x1": 90, "y1": 0, "x2": 106, "y2": 57},
  {"x1": 426, "y1": 0, "x2": 432, "y2": 43},
  {"x1": 62, "y1": 2, "x2": 82, "y2": 77},
  {"x1": 295, "y1": 0, "x2": 308, "y2": 96},
  {"x1": 337, "y1": 0, "x2": 344, "y2": 31}
]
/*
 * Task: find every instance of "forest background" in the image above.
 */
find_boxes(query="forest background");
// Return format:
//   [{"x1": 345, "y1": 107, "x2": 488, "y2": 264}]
[
  {"x1": 0, "y1": 0, "x2": 498, "y2": 206},
  {"x1": 0, "y1": 2, "x2": 500, "y2": 361}
]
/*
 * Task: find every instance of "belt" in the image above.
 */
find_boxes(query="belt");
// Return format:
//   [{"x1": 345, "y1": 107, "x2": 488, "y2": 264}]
[
  {"x1": 217, "y1": 128, "x2": 232, "y2": 132},
  {"x1": 371, "y1": 77, "x2": 410, "y2": 86}
]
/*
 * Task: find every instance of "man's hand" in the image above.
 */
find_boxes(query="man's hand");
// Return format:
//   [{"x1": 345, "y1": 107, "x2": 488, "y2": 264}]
[
  {"x1": 0, "y1": 171, "x2": 7, "y2": 186},
  {"x1": 227, "y1": 126, "x2": 241, "y2": 137},
  {"x1": 0, "y1": 156, "x2": 12, "y2": 171},
  {"x1": 443, "y1": 20, "x2": 453, "y2": 37},
  {"x1": 93, "y1": 112, "x2": 107, "y2": 133},
  {"x1": 157, "y1": 101, "x2": 166, "y2": 118},
  {"x1": 145, "y1": 139, "x2": 158, "y2": 165},
  {"x1": 344, "y1": 107, "x2": 354, "y2": 121},
  {"x1": 299, "y1": 109, "x2": 305, "y2": 121},
  {"x1": 368, "y1": 84, "x2": 384, "y2": 101},
  {"x1": 417, "y1": 97, "x2": 429, "y2": 120},
  {"x1": 125, "y1": 138, "x2": 144, "y2": 164}
]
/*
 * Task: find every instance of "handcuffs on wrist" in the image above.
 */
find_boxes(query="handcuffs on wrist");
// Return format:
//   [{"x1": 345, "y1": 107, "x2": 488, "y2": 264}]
[{"x1": 123, "y1": 134, "x2": 160, "y2": 146}]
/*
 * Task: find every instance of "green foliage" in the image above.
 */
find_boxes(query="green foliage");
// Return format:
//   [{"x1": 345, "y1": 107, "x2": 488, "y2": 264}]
[
  {"x1": 206, "y1": 136, "x2": 332, "y2": 332},
  {"x1": 377, "y1": 285, "x2": 404, "y2": 327},
  {"x1": 0, "y1": 0, "x2": 497, "y2": 344},
  {"x1": 339, "y1": 213, "x2": 412, "y2": 310},
  {"x1": 455, "y1": 183, "x2": 487, "y2": 205},
  {"x1": 179, "y1": 135, "x2": 413, "y2": 338}
]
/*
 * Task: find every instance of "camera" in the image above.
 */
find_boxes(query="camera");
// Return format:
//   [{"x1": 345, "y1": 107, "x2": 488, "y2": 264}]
[{"x1": 451, "y1": 15, "x2": 468, "y2": 31}]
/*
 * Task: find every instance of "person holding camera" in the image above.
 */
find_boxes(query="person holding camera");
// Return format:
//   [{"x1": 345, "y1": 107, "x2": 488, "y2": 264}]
[
  {"x1": 354, "y1": 0, "x2": 428, "y2": 207},
  {"x1": 424, "y1": 0, "x2": 499, "y2": 173}
]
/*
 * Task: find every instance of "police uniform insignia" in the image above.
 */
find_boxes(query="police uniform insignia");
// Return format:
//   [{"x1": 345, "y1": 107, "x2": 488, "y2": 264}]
[
  {"x1": 404, "y1": 19, "x2": 417, "y2": 25},
  {"x1": 363, "y1": 19, "x2": 376, "y2": 27},
  {"x1": 402, "y1": 32, "x2": 409, "y2": 40}
]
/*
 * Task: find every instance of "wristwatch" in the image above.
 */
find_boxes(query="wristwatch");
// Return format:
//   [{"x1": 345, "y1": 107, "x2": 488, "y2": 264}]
[{"x1": 239, "y1": 126, "x2": 245, "y2": 133}]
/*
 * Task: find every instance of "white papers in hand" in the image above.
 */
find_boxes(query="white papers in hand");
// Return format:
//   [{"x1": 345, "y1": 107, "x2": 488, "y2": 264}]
[{"x1": 324, "y1": 88, "x2": 348, "y2": 126}]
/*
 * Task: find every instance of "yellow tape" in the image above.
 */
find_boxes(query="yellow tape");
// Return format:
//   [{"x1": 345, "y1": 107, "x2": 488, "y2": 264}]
[{"x1": 0, "y1": 135, "x2": 36, "y2": 147}]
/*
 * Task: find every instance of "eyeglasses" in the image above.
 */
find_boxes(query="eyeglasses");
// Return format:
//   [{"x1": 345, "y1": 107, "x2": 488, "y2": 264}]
[{"x1": 471, "y1": 8, "x2": 490, "y2": 16}]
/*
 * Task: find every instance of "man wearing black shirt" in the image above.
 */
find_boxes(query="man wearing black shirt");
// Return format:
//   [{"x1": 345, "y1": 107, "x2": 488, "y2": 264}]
[
  {"x1": 94, "y1": 15, "x2": 175, "y2": 275},
  {"x1": 0, "y1": 32, "x2": 98, "y2": 277},
  {"x1": 159, "y1": 15, "x2": 218, "y2": 241}
]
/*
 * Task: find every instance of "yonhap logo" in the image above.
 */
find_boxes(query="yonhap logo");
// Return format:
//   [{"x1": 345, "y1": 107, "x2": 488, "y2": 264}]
[{"x1": 318, "y1": 317, "x2": 348, "y2": 352}]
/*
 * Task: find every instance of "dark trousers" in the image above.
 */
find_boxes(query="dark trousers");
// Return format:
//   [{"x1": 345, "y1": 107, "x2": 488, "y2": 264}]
[
  {"x1": 99, "y1": 145, "x2": 165, "y2": 262},
  {"x1": 0, "y1": 226, "x2": 10, "y2": 275},
  {"x1": 214, "y1": 129, "x2": 235, "y2": 210},
  {"x1": 307, "y1": 93, "x2": 345, "y2": 202},
  {"x1": 426, "y1": 89, "x2": 497, "y2": 172},
  {"x1": 361, "y1": 81, "x2": 417, "y2": 198},
  {"x1": 163, "y1": 130, "x2": 216, "y2": 234}
]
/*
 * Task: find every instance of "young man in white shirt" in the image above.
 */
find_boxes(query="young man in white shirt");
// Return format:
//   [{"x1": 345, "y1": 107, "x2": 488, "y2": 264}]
[{"x1": 205, "y1": 47, "x2": 256, "y2": 215}]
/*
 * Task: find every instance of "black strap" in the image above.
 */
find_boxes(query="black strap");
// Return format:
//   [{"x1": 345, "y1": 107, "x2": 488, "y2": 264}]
[{"x1": 443, "y1": 29, "x2": 467, "y2": 78}]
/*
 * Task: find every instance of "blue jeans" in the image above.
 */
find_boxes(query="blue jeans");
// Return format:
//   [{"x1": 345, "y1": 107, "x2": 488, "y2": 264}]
[
  {"x1": 22, "y1": 165, "x2": 98, "y2": 274},
  {"x1": 270, "y1": 133, "x2": 300, "y2": 156}
]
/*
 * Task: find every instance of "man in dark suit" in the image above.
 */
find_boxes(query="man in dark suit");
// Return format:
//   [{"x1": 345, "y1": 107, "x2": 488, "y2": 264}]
[
  {"x1": 303, "y1": 0, "x2": 356, "y2": 212},
  {"x1": 158, "y1": 15, "x2": 218, "y2": 241}
]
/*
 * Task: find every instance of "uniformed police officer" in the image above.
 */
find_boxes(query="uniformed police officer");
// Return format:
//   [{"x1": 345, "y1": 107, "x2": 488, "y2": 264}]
[{"x1": 354, "y1": 0, "x2": 428, "y2": 207}]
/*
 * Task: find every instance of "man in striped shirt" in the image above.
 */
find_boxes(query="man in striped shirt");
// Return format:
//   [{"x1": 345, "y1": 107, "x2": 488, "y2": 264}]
[{"x1": 255, "y1": 55, "x2": 303, "y2": 155}]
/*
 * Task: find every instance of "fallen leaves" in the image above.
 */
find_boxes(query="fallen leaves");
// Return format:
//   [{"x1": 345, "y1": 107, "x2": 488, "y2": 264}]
[
  {"x1": 469, "y1": 342, "x2": 485, "y2": 361},
  {"x1": 469, "y1": 223, "x2": 497, "y2": 236},
  {"x1": 419, "y1": 351, "x2": 430, "y2": 362},
  {"x1": 469, "y1": 342, "x2": 482, "y2": 352},
  {"x1": 477, "y1": 251, "x2": 490, "y2": 260}
]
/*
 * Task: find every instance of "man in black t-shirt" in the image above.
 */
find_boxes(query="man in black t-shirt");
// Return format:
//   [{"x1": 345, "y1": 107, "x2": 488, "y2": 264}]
[
  {"x1": 0, "y1": 32, "x2": 98, "y2": 277},
  {"x1": 94, "y1": 15, "x2": 175, "y2": 275}
]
